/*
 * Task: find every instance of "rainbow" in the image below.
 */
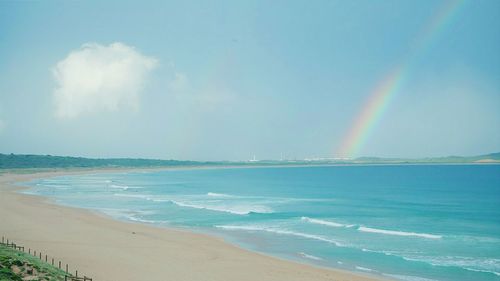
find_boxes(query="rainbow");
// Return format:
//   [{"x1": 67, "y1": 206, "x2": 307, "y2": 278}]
[{"x1": 337, "y1": 0, "x2": 467, "y2": 158}]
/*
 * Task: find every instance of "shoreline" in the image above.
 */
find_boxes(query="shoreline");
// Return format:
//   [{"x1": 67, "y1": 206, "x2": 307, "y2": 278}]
[{"x1": 0, "y1": 168, "x2": 384, "y2": 281}]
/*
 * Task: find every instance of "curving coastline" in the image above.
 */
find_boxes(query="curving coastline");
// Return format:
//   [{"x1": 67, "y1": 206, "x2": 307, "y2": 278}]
[{"x1": 0, "y1": 169, "x2": 383, "y2": 281}]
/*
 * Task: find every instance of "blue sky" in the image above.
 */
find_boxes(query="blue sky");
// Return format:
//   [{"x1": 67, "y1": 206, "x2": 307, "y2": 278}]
[{"x1": 0, "y1": 0, "x2": 499, "y2": 160}]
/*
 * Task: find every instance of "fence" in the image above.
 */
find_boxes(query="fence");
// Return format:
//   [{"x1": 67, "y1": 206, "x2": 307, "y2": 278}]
[{"x1": 1, "y1": 236, "x2": 92, "y2": 281}]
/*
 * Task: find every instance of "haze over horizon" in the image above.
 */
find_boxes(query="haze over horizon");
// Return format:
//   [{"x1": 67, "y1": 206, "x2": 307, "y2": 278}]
[{"x1": 1, "y1": 0, "x2": 499, "y2": 161}]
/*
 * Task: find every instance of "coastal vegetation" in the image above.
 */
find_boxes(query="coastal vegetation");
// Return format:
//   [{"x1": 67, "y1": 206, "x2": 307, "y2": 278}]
[
  {"x1": 0, "y1": 244, "x2": 67, "y2": 281},
  {"x1": 0, "y1": 153, "x2": 204, "y2": 169},
  {"x1": 0, "y1": 152, "x2": 498, "y2": 170}
]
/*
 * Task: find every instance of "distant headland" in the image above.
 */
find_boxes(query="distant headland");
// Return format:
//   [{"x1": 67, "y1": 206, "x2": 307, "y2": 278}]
[{"x1": 1, "y1": 152, "x2": 498, "y2": 170}]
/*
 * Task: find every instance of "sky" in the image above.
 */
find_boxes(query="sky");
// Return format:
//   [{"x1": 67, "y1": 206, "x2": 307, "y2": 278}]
[{"x1": 0, "y1": 0, "x2": 499, "y2": 161}]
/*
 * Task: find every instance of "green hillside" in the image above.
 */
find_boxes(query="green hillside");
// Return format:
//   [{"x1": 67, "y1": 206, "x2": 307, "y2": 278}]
[{"x1": 0, "y1": 152, "x2": 498, "y2": 170}]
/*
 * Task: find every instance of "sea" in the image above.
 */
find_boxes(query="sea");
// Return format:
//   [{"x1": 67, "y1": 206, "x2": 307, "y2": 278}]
[{"x1": 23, "y1": 165, "x2": 500, "y2": 281}]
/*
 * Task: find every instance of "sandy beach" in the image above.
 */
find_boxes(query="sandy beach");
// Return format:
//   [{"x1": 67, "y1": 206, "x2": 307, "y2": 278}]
[{"x1": 0, "y1": 169, "x2": 383, "y2": 281}]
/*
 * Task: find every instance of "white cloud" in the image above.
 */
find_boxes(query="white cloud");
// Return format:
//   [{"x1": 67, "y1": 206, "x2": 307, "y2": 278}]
[{"x1": 52, "y1": 42, "x2": 157, "y2": 118}]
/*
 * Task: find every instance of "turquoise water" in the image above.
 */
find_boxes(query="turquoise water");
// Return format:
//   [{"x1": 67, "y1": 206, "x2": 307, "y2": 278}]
[{"x1": 24, "y1": 165, "x2": 500, "y2": 281}]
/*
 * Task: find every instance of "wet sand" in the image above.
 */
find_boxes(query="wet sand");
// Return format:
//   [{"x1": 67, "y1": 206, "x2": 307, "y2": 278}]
[{"x1": 0, "y1": 169, "x2": 383, "y2": 281}]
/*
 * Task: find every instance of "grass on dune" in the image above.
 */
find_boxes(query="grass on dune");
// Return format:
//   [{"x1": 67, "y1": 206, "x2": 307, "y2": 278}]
[{"x1": 0, "y1": 244, "x2": 67, "y2": 281}]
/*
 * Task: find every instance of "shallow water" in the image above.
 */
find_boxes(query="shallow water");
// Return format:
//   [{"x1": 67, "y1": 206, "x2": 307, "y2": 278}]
[{"x1": 24, "y1": 165, "x2": 500, "y2": 281}]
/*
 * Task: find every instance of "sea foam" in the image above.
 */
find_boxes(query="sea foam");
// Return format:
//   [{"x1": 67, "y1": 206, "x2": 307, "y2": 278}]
[
  {"x1": 298, "y1": 252, "x2": 323, "y2": 261},
  {"x1": 206, "y1": 192, "x2": 233, "y2": 198},
  {"x1": 215, "y1": 225, "x2": 344, "y2": 247},
  {"x1": 113, "y1": 193, "x2": 153, "y2": 200},
  {"x1": 114, "y1": 192, "x2": 274, "y2": 215},
  {"x1": 383, "y1": 274, "x2": 440, "y2": 281},
  {"x1": 127, "y1": 215, "x2": 159, "y2": 224},
  {"x1": 109, "y1": 184, "x2": 130, "y2": 190},
  {"x1": 169, "y1": 200, "x2": 273, "y2": 215},
  {"x1": 357, "y1": 226, "x2": 442, "y2": 239},
  {"x1": 301, "y1": 217, "x2": 355, "y2": 228},
  {"x1": 355, "y1": 266, "x2": 375, "y2": 272},
  {"x1": 302, "y1": 217, "x2": 442, "y2": 239},
  {"x1": 400, "y1": 255, "x2": 500, "y2": 276}
]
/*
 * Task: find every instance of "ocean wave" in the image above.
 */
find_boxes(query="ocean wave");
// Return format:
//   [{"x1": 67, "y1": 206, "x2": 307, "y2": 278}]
[
  {"x1": 206, "y1": 192, "x2": 234, "y2": 198},
  {"x1": 361, "y1": 248, "x2": 379, "y2": 253},
  {"x1": 357, "y1": 226, "x2": 442, "y2": 239},
  {"x1": 127, "y1": 216, "x2": 158, "y2": 223},
  {"x1": 355, "y1": 266, "x2": 375, "y2": 272},
  {"x1": 127, "y1": 215, "x2": 158, "y2": 224},
  {"x1": 169, "y1": 200, "x2": 273, "y2": 215},
  {"x1": 215, "y1": 225, "x2": 344, "y2": 247},
  {"x1": 108, "y1": 184, "x2": 143, "y2": 190},
  {"x1": 400, "y1": 255, "x2": 500, "y2": 276},
  {"x1": 298, "y1": 252, "x2": 323, "y2": 261},
  {"x1": 383, "y1": 274, "x2": 440, "y2": 281},
  {"x1": 279, "y1": 197, "x2": 336, "y2": 203},
  {"x1": 97, "y1": 207, "x2": 135, "y2": 212},
  {"x1": 134, "y1": 209, "x2": 157, "y2": 215},
  {"x1": 113, "y1": 193, "x2": 154, "y2": 200},
  {"x1": 205, "y1": 193, "x2": 327, "y2": 203},
  {"x1": 301, "y1": 217, "x2": 355, "y2": 228},
  {"x1": 36, "y1": 183, "x2": 67, "y2": 188},
  {"x1": 449, "y1": 235, "x2": 500, "y2": 244},
  {"x1": 117, "y1": 193, "x2": 274, "y2": 215},
  {"x1": 360, "y1": 249, "x2": 500, "y2": 277},
  {"x1": 110, "y1": 184, "x2": 129, "y2": 190},
  {"x1": 361, "y1": 248, "x2": 424, "y2": 259},
  {"x1": 301, "y1": 218, "x2": 440, "y2": 240},
  {"x1": 463, "y1": 267, "x2": 500, "y2": 276}
]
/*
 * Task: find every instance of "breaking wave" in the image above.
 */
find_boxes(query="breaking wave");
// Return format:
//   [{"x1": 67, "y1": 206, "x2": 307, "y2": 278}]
[
  {"x1": 109, "y1": 184, "x2": 143, "y2": 190},
  {"x1": 400, "y1": 255, "x2": 500, "y2": 276},
  {"x1": 301, "y1": 217, "x2": 355, "y2": 228},
  {"x1": 301, "y1": 217, "x2": 440, "y2": 239},
  {"x1": 298, "y1": 252, "x2": 323, "y2": 261},
  {"x1": 169, "y1": 200, "x2": 273, "y2": 215},
  {"x1": 206, "y1": 192, "x2": 234, "y2": 198},
  {"x1": 355, "y1": 266, "x2": 375, "y2": 272},
  {"x1": 215, "y1": 225, "x2": 344, "y2": 247},
  {"x1": 383, "y1": 274, "x2": 440, "y2": 281},
  {"x1": 357, "y1": 226, "x2": 442, "y2": 239}
]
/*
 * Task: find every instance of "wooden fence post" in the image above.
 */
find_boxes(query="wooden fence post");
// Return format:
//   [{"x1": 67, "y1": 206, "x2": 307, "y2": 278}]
[{"x1": 0, "y1": 237, "x2": 92, "y2": 281}]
